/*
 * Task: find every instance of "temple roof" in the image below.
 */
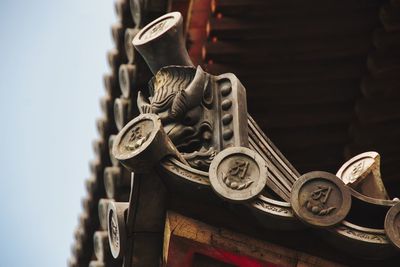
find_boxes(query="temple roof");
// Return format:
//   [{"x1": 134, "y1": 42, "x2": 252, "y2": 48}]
[{"x1": 69, "y1": 1, "x2": 400, "y2": 266}]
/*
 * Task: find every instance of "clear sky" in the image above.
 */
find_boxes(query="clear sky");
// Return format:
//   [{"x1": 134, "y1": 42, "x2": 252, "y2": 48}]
[{"x1": 0, "y1": 1, "x2": 115, "y2": 266}]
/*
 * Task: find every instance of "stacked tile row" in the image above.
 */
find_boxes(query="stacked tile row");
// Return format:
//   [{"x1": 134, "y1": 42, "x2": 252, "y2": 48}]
[{"x1": 68, "y1": 0, "x2": 165, "y2": 266}]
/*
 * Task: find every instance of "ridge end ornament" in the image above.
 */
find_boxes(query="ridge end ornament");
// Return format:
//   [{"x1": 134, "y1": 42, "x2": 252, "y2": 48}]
[
  {"x1": 336, "y1": 151, "x2": 390, "y2": 200},
  {"x1": 290, "y1": 171, "x2": 351, "y2": 228},
  {"x1": 131, "y1": 11, "x2": 248, "y2": 171},
  {"x1": 112, "y1": 113, "x2": 185, "y2": 173},
  {"x1": 209, "y1": 147, "x2": 267, "y2": 202},
  {"x1": 132, "y1": 11, "x2": 193, "y2": 75}
]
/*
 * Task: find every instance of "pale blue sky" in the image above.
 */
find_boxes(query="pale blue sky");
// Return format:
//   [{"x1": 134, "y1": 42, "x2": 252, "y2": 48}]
[{"x1": 0, "y1": 1, "x2": 115, "y2": 266}]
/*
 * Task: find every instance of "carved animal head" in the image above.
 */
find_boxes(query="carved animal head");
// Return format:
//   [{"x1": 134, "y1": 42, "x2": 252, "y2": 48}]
[{"x1": 137, "y1": 65, "x2": 211, "y2": 153}]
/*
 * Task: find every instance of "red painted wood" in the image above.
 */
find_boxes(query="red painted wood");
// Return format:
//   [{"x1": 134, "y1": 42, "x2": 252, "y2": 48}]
[{"x1": 165, "y1": 236, "x2": 280, "y2": 267}]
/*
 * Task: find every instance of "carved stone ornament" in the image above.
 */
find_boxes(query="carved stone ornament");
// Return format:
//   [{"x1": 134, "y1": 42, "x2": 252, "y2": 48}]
[
  {"x1": 384, "y1": 202, "x2": 400, "y2": 249},
  {"x1": 336, "y1": 151, "x2": 389, "y2": 200},
  {"x1": 112, "y1": 113, "x2": 184, "y2": 173},
  {"x1": 337, "y1": 152, "x2": 378, "y2": 184},
  {"x1": 132, "y1": 12, "x2": 248, "y2": 172},
  {"x1": 132, "y1": 12, "x2": 194, "y2": 74},
  {"x1": 209, "y1": 147, "x2": 267, "y2": 202},
  {"x1": 107, "y1": 201, "x2": 129, "y2": 259},
  {"x1": 291, "y1": 171, "x2": 351, "y2": 228}
]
